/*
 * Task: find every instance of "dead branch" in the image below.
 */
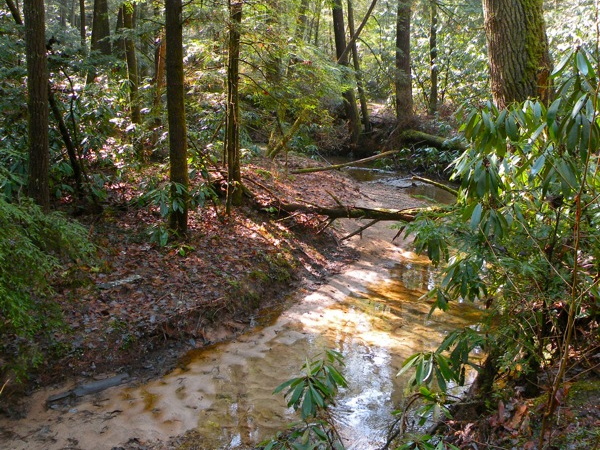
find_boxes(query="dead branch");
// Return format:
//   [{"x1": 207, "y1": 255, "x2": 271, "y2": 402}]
[
  {"x1": 340, "y1": 219, "x2": 381, "y2": 241},
  {"x1": 290, "y1": 150, "x2": 401, "y2": 174},
  {"x1": 412, "y1": 175, "x2": 458, "y2": 196}
]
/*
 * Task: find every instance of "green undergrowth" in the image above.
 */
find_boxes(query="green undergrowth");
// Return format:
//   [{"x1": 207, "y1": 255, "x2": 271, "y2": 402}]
[{"x1": 0, "y1": 198, "x2": 95, "y2": 382}]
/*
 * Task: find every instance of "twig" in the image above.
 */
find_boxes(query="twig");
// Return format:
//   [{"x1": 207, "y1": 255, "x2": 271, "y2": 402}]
[{"x1": 340, "y1": 219, "x2": 380, "y2": 241}]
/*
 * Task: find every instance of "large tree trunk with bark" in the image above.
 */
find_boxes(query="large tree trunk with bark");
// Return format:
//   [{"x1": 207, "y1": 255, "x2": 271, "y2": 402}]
[
  {"x1": 482, "y1": 0, "x2": 552, "y2": 108},
  {"x1": 90, "y1": 0, "x2": 111, "y2": 55},
  {"x1": 395, "y1": 0, "x2": 413, "y2": 127},
  {"x1": 332, "y1": 0, "x2": 361, "y2": 147},
  {"x1": 225, "y1": 0, "x2": 244, "y2": 211},
  {"x1": 24, "y1": 0, "x2": 49, "y2": 209},
  {"x1": 165, "y1": 0, "x2": 189, "y2": 233}
]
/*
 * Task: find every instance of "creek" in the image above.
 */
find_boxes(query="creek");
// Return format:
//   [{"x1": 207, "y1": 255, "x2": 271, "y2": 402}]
[{"x1": 0, "y1": 175, "x2": 478, "y2": 450}]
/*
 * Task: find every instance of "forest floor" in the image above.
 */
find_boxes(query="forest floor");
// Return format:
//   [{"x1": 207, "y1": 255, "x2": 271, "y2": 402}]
[{"x1": 1, "y1": 153, "x2": 599, "y2": 449}]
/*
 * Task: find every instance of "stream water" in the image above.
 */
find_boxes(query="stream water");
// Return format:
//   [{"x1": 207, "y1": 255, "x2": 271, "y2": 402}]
[{"x1": 0, "y1": 176, "x2": 478, "y2": 450}]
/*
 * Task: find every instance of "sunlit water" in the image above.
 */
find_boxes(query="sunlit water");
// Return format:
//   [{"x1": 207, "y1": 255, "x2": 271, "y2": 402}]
[{"x1": 0, "y1": 252, "x2": 480, "y2": 450}]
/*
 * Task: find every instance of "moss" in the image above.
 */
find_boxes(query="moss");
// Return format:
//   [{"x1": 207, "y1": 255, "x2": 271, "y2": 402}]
[{"x1": 569, "y1": 378, "x2": 600, "y2": 406}]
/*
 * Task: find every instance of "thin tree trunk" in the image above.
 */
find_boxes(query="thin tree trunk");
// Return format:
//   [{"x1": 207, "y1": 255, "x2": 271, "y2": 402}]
[
  {"x1": 48, "y1": 89, "x2": 84, "y2": 195},
  {"x1": 428, "y1": 0, "x2": 438, "y2": 115},
  {"x1": 482, "y1": 0, "x2": 552, "y2": 108},
  {"x1": 332, "y1": 0, "x2": 360, "y2": 147},
  {"x1": 165, "y1": 0, "x2": 189, "y2": 233},
  {"x1": 336, "y1": 0, "x2": 378, "y2": 64},
  {"x1": 313, "y1": 0, "x2": 322, "y2": 46},
  {"x1": 225, "y1": 0, "x2": 243, "y2": 212},
  {"x1": 6, "y1": 0, "x2": 23, "y2": 25},
  {"x1": 151, "y1": 32, "x2": 166, "y2": 137},
  {"x1": 24, "y1": 0, "x2": 49, "y2": 209},
  {"x1": 79, "y1": 0, "x2": 86, "y2": 50},
  {"x1": 395, "y1": 0, "x2": 413, "y2": 126},
  {"x1": 347, "y1": 0, "x2": 371, "y2": 133},
  {"x1": 123, "y1": 1, "x2": 141, "y2": 124}
]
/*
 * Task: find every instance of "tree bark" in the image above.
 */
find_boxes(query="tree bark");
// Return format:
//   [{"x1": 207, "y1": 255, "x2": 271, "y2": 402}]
[
  {"x1": 271, "y1": 202, "x2": 422, "y2": 222},
  {"x1": 336, "y1": 0, "x2": 378, "y2": 65},
  {"x1": 5, "y1": 0, "x2": 23, "y2": 25},
  {"x1": 90, "y1": 0, "x2": 111, "y2": 55},
  {"x1": 225, "y1": 0, "x2": 244, "y2": 212},
  {"x1": 87, "y1": 0, "x2": 112, "y2": 83},
  {"x1": 165, "y1": 0, "x2": 189, "y2": 233},
  {"x1": 123, "y1": 1, "x2": 141, "y2": 124},
  {"x1": 295, "y1": 0, "x2": 310, "y2": 41},
  {"x1": 79, "y1": 0, "x2": 86, "y2": 50},
  {"x1": 332, "y1": 0, "x2": 360, "y2": 147},
  {"x1": 347, "y1": 0, "x2": 371, "y2": 133},
  {"x1": 395, "y1": 0, "x2": 413, "y2": 126},
  {"x1": 428, "y1": 0, "x2": 438, "y2": 115},
  {"x1": 49, "y1": 89, "x2": 84, "y2": 195},
  {"x1": 24, "y1": 0, "x2": 49, "y2": 209},
  {"x1": 290, "y1": 150, "x2": 400, "y2": 174},
  {"x1": 482, "y1": 0, "x2": 552, "y2": 108}
]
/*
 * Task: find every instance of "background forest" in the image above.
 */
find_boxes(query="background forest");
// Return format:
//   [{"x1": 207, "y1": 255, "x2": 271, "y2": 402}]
[{"x1": 1, "y1": 0, "x2": 600, "y2": 448}]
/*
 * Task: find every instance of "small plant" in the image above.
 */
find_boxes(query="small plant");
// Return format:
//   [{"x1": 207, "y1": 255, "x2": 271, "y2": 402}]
[{"x1": 261, "y1": 349, "x2": 348, "y2": 450}]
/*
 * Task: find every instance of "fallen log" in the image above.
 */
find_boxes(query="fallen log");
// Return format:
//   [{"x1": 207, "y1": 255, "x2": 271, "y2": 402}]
[
  {"x1": 273, "y1": 202, "x2": 430, "y2": 222},
  {"x1": 290, "y1": 150, "x2": 401, "y2": 174},
  {"x1": 399, "y1": 130, "x2": 465, "y2": 151}
]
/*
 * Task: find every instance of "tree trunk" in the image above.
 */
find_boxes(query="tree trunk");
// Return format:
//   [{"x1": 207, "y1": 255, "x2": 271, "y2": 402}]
[
  {"x1": 49, "y1": 89, "x2": 84, "y2": 195},
  {"x1": 332, "y1": 0, "x2": 360, "y2": 147},
  {"x1": 295, "y1": 0, "x2": 310, "y2": 41},
  {"x1": 151, "y1": 32, "x2": 166, "y2": 142},
  {"x1": 482, "y1": 0, "x2": 552, "y2": 108},
  {"x1": 428, "y1": 0, "x2": 438, "y2": 115},
  {"x1": 5, "y1": 0, "x2": 23, "y2": 25},
  {"x1": 225, "y1": 0, "x2": 243, "y2": 212},
  {"x1": 165, "y1": 0, "x2": 189, "y2": 233},
  {"x1": 90, "y1": 0, "x2": 111, "y2": 55},
  {"x1": 123, "y1": 1, "x2": 141, "y2": 124},
  {"x1": 24, "y1": 0, "x2": 50, "y2": 209},
  {"x1": 87, "y1": 0, "x2": 112, "y2": 83},
  {"x1": 79, "y1": 0, "x2": 86, "y2": 49},
  {"x1": 347, "y1": 0, "x2": 371, "y2": 134},
  {"x1": 395, "y1": 0, "x2": 413, "y2": 126}
]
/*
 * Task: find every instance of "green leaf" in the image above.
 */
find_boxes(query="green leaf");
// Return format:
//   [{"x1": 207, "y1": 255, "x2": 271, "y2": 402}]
[
  {"x1": 398, "y1": 353, "x2": 421, "y2": 376},
  {"x1": 552, "y1": 47, "x2": 574, "y2": 76},
  {"x1": 288, "y1": 383, "x2": 305, "y2": 408},
  {"x1": 273, "y1": 377, "x2": 301, "y2": 395},
  {"x1": 576, "y1": 49, "x2": 590, "y2": 76},
  {"x1": 505, "y1": 113, "x2": 519, "y2": 141},
  {"x1": 530, "y1": 154, "x2": 546, "y2": 178},
  {"x1": 469, "y1": 203, "x2": 483, "y2": 230},
  {"x1": 301, "y1": 388, "x2": 314, "y2": 418}
]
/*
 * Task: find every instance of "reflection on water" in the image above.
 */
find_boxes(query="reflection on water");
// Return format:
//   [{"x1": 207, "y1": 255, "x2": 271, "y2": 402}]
[
  {"x1": 160, "y1": 258, "x2": 479, "y2": 449},
  {"x1": 0, "y1": 255, "x2": 480, "y2": 450}
]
